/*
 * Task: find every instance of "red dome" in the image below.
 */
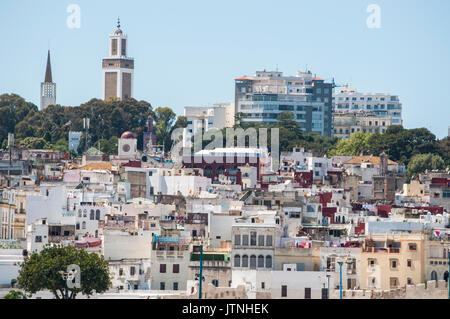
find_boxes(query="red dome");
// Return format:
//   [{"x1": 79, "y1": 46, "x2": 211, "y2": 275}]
[{"x1": 121, "y1": 131, "x2": 135, "y2": 139}]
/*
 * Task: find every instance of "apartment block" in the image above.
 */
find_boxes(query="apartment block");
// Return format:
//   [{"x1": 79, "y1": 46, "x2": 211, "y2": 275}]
[{"x1": 235, "y1": 70, "x2": 333, "y2": 136}]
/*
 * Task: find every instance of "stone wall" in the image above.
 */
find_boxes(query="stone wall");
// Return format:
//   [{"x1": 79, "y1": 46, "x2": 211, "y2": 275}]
[
  {"x1": 163, "y1": 283, "x2": 247, "y2": 299},
  {"x1": 332, "y1": 280, "x2": 449, "y2": 299}
]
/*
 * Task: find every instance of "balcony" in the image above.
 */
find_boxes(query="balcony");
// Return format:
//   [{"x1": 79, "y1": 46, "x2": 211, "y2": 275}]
[{"x1": 363, "y1": 247, "x2": 400, "y2": 254}]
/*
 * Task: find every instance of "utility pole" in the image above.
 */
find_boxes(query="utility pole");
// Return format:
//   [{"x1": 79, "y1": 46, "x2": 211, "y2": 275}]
[
  {"x1": 338, "y1": 261, "x2": 343, "y2": 299},
  {"x1": 198, "y1": 244, "x2": 203, "y2": 299}
]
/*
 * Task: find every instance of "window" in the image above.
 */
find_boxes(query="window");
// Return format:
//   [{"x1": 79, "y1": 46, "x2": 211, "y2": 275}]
[
  {"x1": 431, "y1": 271, "x2": 438, "y2": 281},
  {"x1": 266, "y1": 235, "x2": 273, "y2": 247},
  {"x1": 173, "y1": 264, "x2": 180, "y2": 273},
  {"x1": 409, "y1": 243, "x2": 417, "y2": 251},
  {"x1": 82, "y1": 221, "x2": 86, "y2": 230},
  {"x1": 90, "y1": 210, "x2": 95, "y2": 220},
  {"x1": 78, "y1": 209, "x2": 82, "y2": 218},
  {"x1": 265, "y1": 255, "x2": 272, "y2": 269},
  {"x1": 390, "y1": 259, "x2": 398, "y2": 269},
  {"x1": 234, "y1": 235, "x2": 241, "y2": 246},
  {"x1": 281, "y1": 285, "x2": 288, "y2": 298},
  {"x1": 250, "y1": 255, "x2": 257, "y2": 269},
  {"x1": 234, "y1": 255, "x2": 241, "y2": 267},
  {"x1": 242, "y1": 255, "x2": 249, "y2": 268},
  {"x1": 160, "y1": 282, "x2": 165, "y2": 290},
  {"x1": 119, "y1": 268, "x2": 123, "y2": 276},
  {"x1": 242, "y1": 234, "x2": 249, "y2": 246},
  {"x1": 173, "y1": 282, "x2": 178, "y2": 290},
  {"x1": 250, "y1": 232, "x2": 257, "y2": 246},
  {"x1": 304, "y1": 288, "x2": 311, "y2": 299},
  {"x1": 212, "y1": 280, "x2": 219, "y2": 287},
  {"x1": 83, "y1": 209, "x2": 87, "y2": 218},
  {"x1": 407, "y1": 278, "x2": 413, "y2": 285},
  {"x1": 390, "y1": 277, "x2": 399, "y2": 288},
  {"x1": 322, "y1": 288, "x2": 328, "y2": 299},
  {"x1": 258, "y1": 235, "x2": 265, "y2": 246},
  {"x1": 368, "y1": 259, "x2": 376, "y2": 267},
  {"x1": 261, "y1": 282, "x2": 265, "y2": 289},
  {"x1": 96, "y1": 209, "x2": 100, "y2": 220},
  {"x1": 35, "y1": 236, "x2": 42, "y2": 243},
  {"x1": 160, "y1": 264, "x2": 166, "y2": 273},
  {"x1": 258, "y1": 255, "x2": 265, "y2": 268},
  {"x1": 130, "y1": 266, "x2": 135, "y2": 276},
  {"x1": 407, "y1": 260, "x2": 412, "y2": 268}
]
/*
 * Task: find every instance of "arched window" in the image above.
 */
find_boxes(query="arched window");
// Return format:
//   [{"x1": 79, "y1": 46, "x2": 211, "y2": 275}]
[
  {"x1": 216, "y1": 166, "x2": 225, "y2": 177},
  {"x1": 258, "y1": 255, "x2": 265, "y2": 268},
  {"x1": 83, "y1": 209, "x2": 87, "y2": 218},
  {"x1": 250, "y1": 255, "x2": 257, "y2": 269},
  {"x1": 78, "y1": 209, "x2": 82, "y2": 218},
  {"x1": 431, "y1": 271, "x2": 438, "y2": 281},
  {"x1": 234, "y1": 255, "x2": 241, "y2": 268},
  {"x1": 82, "y1": 221, "x2": 86, "y2": 230},
  {"x1": 342, "y1": 216, "x2": 346, "y2": 224},
  {"x1": 204, "y1": 166, "x2": 213, "y2": 177},
  {"x1": 96, "y1": 209, "x2": 101, "y2": 220},
  {"x1": 90, "y1": 210, "x2": 95, "y2": 220},
  {"x1": 242, "y1": 255, "x2": 249, "y2": 268},
  {"x1": 265, "y1": 255, "x2": 272, "y2": 269}
]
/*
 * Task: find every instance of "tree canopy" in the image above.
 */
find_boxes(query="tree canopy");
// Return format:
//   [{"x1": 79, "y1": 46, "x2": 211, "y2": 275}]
[
  {"x1": 406, "y1": 153, "x2": 446, "y2": 180},
  {"x1": 1, "y1": 94, "x2": 448, "y2": 168},
  {"x1": 0, "y1": 94, "x2": 187, "y2": 155},
  {"x1": 17, "y1": 245, "x2": 111, "y2": 299}
]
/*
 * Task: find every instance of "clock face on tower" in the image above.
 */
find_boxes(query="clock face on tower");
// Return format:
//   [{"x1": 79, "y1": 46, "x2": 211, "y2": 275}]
[{"x1": 122, "y1": 144, "x2": 131, "y2": 153}]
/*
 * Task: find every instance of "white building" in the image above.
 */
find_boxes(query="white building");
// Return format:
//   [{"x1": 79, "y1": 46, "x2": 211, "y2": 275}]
[
  {"x1": 333, "y1": 87, "x2": 403, "y2": 126},
  {"x1": 232, "y1": 269, "x2": 333, "y2": 299},
  {"x1": 183, "y1": 103, "x2": 235, "y2": 148},
  {"x1": 0, "y1": 248, "x2": 24, "y2": 287}
]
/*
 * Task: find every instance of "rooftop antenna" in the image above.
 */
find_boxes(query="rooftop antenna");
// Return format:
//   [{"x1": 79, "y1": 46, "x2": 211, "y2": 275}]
[{"x1": 117, "y1": 17, "x2": 121, "y2": 29}]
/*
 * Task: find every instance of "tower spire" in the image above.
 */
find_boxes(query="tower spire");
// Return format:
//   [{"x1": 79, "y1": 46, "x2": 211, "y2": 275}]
[
  {"x1": 45, "y1": 50, "x2": 52, "y2": 83},
  {"x1": 117, "y1": 17, "x2": 121, "y2": 29}
]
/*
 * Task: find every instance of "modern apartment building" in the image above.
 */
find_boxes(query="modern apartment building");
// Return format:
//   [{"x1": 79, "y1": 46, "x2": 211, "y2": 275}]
[
  {"x1": 332, "y1": 88, "x2": 403, "y2": 137},
  {"x1": 333, "y1": 112, "x2": 393, "y2": 139},
  {"x1": 235, "y1": 70, "x2": 333, "y2": 137}
]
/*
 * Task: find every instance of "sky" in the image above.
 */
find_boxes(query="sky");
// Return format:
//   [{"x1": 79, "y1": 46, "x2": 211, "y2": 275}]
[{"x1": 0, "y1": 0, "x2": 449, "y2": 138}]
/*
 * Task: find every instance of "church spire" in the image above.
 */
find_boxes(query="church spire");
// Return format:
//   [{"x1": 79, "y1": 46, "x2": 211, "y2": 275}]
[{"x1": 44, "y1": 50, "x2": 53, "y2": 83}]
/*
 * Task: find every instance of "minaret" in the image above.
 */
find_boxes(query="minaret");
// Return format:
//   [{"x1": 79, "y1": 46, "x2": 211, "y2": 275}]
[
  {"x1": 102, "y1": 18, "x2": 134, "y2": 100},
  {"x1": 40, "y1": 50, "x2": 56, "y2": 110}
]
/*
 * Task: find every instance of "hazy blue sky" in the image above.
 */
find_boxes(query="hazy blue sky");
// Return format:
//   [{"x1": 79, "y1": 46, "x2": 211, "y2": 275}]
[{"x1": 1, "y1": 0, "x2": 449, "y2": 138}]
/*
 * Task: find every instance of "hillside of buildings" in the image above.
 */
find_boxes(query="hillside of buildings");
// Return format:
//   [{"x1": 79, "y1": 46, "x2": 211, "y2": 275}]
[{"x1": 2, "y1": 94, "x2": 448, "y2": 179}]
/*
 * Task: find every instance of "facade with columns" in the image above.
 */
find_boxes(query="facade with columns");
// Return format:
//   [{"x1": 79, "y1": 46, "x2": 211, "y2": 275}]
[{"x1": 102, "y1": 19, "x2": 134, "y2": 100}]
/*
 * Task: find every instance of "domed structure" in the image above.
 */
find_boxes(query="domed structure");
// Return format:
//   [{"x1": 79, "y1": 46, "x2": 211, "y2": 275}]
[{"x1": 121, "y1": 131, "x2": 135, "y2": 139}]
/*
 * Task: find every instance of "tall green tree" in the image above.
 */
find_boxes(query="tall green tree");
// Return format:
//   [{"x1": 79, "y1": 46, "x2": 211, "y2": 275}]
[
  {"x1": 154, "y1": 107, "x2": 177, "y2": 152},
  {"x1": 17, "y1": 245, "x2": 111, "y2": 299},
  {"x1": 407, "y1": 153, "x2": 446, "y2": 180},
  {"x1": 328, "y1": 132, "x2": 373, "y2": 156}
]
